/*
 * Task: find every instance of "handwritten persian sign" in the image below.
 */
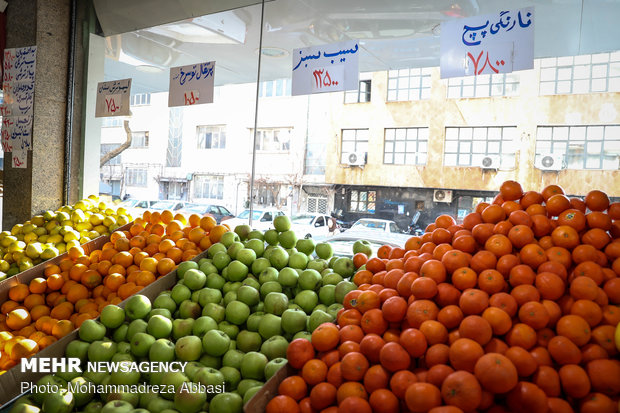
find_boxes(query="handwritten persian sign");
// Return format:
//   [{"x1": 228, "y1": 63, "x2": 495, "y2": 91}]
[
  {"x1": 1, "y1": 46, "x2": 36, "y2": 168},
  {"x1": 168, "y1": 61, "x2": 215, "y2": 107},
  {"x1": 95, "y1": 79, "x2": 131, "y2": 117},
  {"x1": 292, "y1": 40, "x2": 359, "y2": 96},
  {"x1": 440, "y1": 7, "x2": 534, "y2": 79}
]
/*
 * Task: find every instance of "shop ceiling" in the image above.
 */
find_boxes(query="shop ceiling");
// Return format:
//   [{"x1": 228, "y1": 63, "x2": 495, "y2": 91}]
[{"x1": 95, "y1": 0, "x2": 620, "y2": 93}]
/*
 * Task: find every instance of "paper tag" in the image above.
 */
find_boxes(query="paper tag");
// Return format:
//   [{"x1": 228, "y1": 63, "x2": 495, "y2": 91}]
[{"x1": 12, "y1": 147, "x2": 27, "y2": 168}]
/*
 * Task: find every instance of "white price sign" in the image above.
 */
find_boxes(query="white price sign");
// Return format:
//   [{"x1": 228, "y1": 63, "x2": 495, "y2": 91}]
[{"x1": 95, "y1": 79, "x2": 131, "y2": 117}]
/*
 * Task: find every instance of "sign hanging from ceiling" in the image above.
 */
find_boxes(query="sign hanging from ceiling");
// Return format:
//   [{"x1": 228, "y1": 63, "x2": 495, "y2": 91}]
[
  {"x1": 168, "y1": 61, "x2": 215, "y2": 107},
  {"x1": 292, "y1": 40, "x2": 359, "y2": 96},
  {"x1": 440, "y1": 7, "x2": 534, "y2": 79},
  {"x1": 95, "y1": 79, "x2": 132, "y2": 117}
]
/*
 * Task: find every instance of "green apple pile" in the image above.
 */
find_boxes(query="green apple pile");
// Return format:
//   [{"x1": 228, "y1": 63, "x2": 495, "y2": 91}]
[
  {"x1": 0, "y1": 196, "x2": 133, "y2": 280},
  {"x1": 10, "y1": 216, "x2": 362, "y2": 413}
]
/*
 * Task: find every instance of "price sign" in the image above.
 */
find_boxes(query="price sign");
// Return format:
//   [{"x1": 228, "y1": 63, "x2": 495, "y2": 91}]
[
  {"x1": 169, "y1": 62, "x2": 214, "y2": 107},
  {"x1": 95, "y1": 79, "x2": 131, "y2": 117},
  {"x1": 310, "y1": 66, "x2": 344, "y2": 93}
]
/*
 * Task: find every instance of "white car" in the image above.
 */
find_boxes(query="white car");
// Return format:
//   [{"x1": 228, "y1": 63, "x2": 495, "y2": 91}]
[
  {"x1": 222, "y1": 208, "x2": 285, "y2": 231},
  {"x1": 290, "y1": 214, "x2": 338, "y2": 238},
  {"x1": 349, "y1": 218, "x2": 403, "y2": 233}
]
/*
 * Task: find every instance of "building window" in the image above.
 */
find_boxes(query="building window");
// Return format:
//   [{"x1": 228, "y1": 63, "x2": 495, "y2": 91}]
[
  {"x1": 102, "y1": 117, "x2": 123, "y2": 128},
  {"x1": 447, "y1": 73, "x2": 520, "y2": 98},
  {"x1": 100, "y1": 144, "x2": 120, "y2": 165},
  {"x1": 259, "y1": 79, "x2": 291, "y2": 97},
  {"x1": 130, "y1": 131, "x2": 149, "y2": 148},
  {"x1": 307, "y1": 194, "x2": 328, "y2": 214},
  {"x1": 197, "y1": 125, "x2": 226, "y2": 149},
  {"x1": 341, "y1": 129, "x2": 369, "y2": 163},
  {"x1": 350, "y1": 190, "x2": 376, "y2": 213},
  {"x1": 253, "y1": 128, "x2": 292, "y2": 151},
  {"x1": 536, "y1": 125, "x2": 620, "y2": 170},
  {"x1": 444, "y1": 126, "x2": 517, "y2": 168},
  {"x1": 194, "y1": 175, "x2": 224, "y2": 199},
  {"x1": 131, "y1": 93, "x2": 151, "y2": 106},
  {"x1": 384, "y1": 127, "x2": 428, "y2": 165},
  {"x1": 125, "y1": 168, "x2": 147, "y2": 187},
  {"x1": 387, "y1": 68, "x2": 432, "y2": 101},
  {"x1": 539, "y1": 51, "x2": 620, "y2": 95},
  {"x1": 345, "y1": 80, "x2": 371, "y2": 103},
  {"x1": 305, "y1": 142, "x2": 326, "y2": 175}
]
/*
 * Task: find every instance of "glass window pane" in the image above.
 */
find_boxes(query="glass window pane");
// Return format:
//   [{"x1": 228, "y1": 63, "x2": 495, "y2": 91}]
[
  {"x1": 540, "y1": 68, "x2": 556, "y2": 81},
  {"x1": 395, "y1": 129, "x2": 407, "y2": 140},
  {"x1": 554, "y1": 127, "x2": 569, "y2": 140},
  {"x1": 473, "y1": 141, "x2": 486, "y2": 153},
  {"x1": 395, "y1": 141, "x2": 406, "y2": 152},
  {"x1": 459, "y1": 141, "x2": 471, "y2": 152},
  {"x1": 586, "y1": 156, "x2": 600, "y2": 169},
  {"x1": 570, "y1": 126, "x2": 586, "y2": 140},
  {"x1": 589, "y1": 126, "x2": 604, "y2": 139},
  {"x1": 418, "y1": 141, "x2": 428, "y2": 153},
  {"x1": 462, "y1": 85, "x2": 474, "y2": 97},
  {"x1": 573, "y1": 79, "x2": 589, "y2": 94},
  {"x1": 591, "y1": 78, "x2": 607, "y2": 92},
  {"x1": 405, "y1": 153, "x2": 416, "y2": 164},
  {"x1": 460, "y1": 128, "x2": 473, "y2": 140},
  {"x1": 587, "y1": 141, "x2": 602, "y2": 154},
  {"x1": 384, "y1": 141, "x2": 394, "y2": 152},
  {"x1": 557, "y1": 81, "x2": 571, "y2": 94},
  {"x1": 573, "y1": 65, "x2": 590, "y2": 79},
  {"x1": 458, "y1": 153, "x2": 471, "y2": 165},
  {"x1": 445, "y1": 154, "x2": 457, "y2": 166},
  {"x1": 445, "y1": 140, "x2": 458, "y2": 152},
  {"x1": 488, "y1": 141, "x2": 500, "y2": 153},
  {"x1": 384, "y1": 153, "x2": 393, "y2": 164},
  {"x1": 557, "y1": 67, "x2": 572, "y2": 81},
  {"x1": 538, "y1": 127, "x2": 552, "y2": 140},
  {"x1": 445, "y1": 128, "x2": 458, "y2": 140},
  {"x1": 394, "y1": 153, "x2": 405, "y2": 164}
]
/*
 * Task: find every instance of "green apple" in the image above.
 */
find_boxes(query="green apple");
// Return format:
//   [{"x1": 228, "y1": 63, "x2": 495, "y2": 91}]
[
  {"x1": 208, "y1": 242, "x2": 227, "y2": 258},
  {"x1": 171, "y1": 284, "x2": 192, "y2": 305},
  {"x1": 247, "y1": 230, "x2": 264, "y2": 240},
  {"x1": 234, "y1": 224, "x2": 251, "y2": 241},
  {"x1": 130, "y1": 332, "x2": 155, "y2": 357},
  {"x1": 198, "y1": 287, "x2": 222, "y2": 307},
  {"x1": 199, "y1": 354, "x2": 222, "y2": 369},
  {"x1": 312, "y1": 304, "x2": 328, "y2": 314},
  {"x1": 88, "y1": 340, "x2": 117, "y2": 362},
  {"x1": 224, "y1": 300, "x2": 249, "y2": 326},
  {"x1": 202, "y1": 303, "x2": 226, "y2": 323},
  {"x1": 150, "y1": 338, "x2": 176, "y2": 362},
  {"x1": 335, "y1": 280, "x2": 357, "y2": 303},
  {"x1": 83, "y1": 400, "x2": 104, "y2": 413},
  {"x1": 264, "y1": 357, "x2": 288, "y2": 380},
  {"x1": 32, "y1": 375, "x2": 67, "y2": 404},
  {"x1": 293, "y1": 331, "x2": 312, "y2": 341},
  {"x1": 240, "y1": 352, "x2": 268, "y2": 380},
  {"x1": 126, "y1": 319, "x2": 148, "y2": 341},
  {"x1": 226, "y1": 260, "x2": 248, "y2": 282},
  {"x1": 192, "y1": 316, "x2": 218, "y2": 337},
  {"x1": 222, "y1": 349, "x2": 245, "y2": 370},
  {"x1": 258, "y1": 267, "x2": 278, "y2": 284},
  {"x1": 258, "y1": 314, "x2": 282, "y2": 339},
  {"x1": 154, "y1": 294, "x2": 177, "y2": 313},
  {"x1": 319, "y1": 284, "x2": 336, "y2": 305},
  {"x1": 172, "y1": 318, "x2": 195, "y2": 340},
  {"x1": 69, "y1": 376, "x2": 93, "y2": 407},
  {"x1": 259, "y1": 281, "x2": 283, "y2": 299},
  {"x1": 227, "y1": 241, "x2": 244, "y2": 260},
  {"x1": 236, "y1": 248, "x2": 257, "y2": 266},
  {"x1": 150, "y1": 308, "x2": 172, "y2": 319},
  {"x1": 268, "y1": 247, "x2": 289, "y2": 270},
  {"x1": 41, "y1": 388, "x2": 74, "y2": 413},
  {"x1": 100, "y1": 305, "x2": 125, "y2": 329},
  {"x1": 315, "y1": 242, "x2": 333, "y2": 260},
  {"x1": 221, "y1": 230, "x2": 241, "y2": 247},
  {"x1": 160, "y1": 371, "x2": 189, "y2": 400},
  {"x1": 236, "y1": 285, "x2": 260, "y2": 307},
  {"x1": 353, "y1": 240, "x2": 372, "y2": 257},
  {"x1": 264, "y1": 229, "x2": 279, "y2": 246},
  {"x1": 281, "y1": 308, "x2": 308, "y2": 334},
  {"x1": 322, "y1": 272, "x2": 344, "y2": 286},
  {"x1": 236, "y1": 330, "x2": 262, "y2": 353},
  {"x1": 260, "y1": 335, "x2": 289, "y2": 360},
  {"x1": 177, "y1": 261, "x2": 199, "y2": 279},
  {"x1": 220, "y1": 366, "x2": 241, "y2": 391},
  {"x1": 299, "y1": 269, "x2": 322, "y2": 290},
  {"x1": 295, "y1": 290, "x2": 319, "y2": 314},
  {"x1": 65, "y1": 340, "x2": 90, "y2": 362},
  {"x1": 223, "y1": 291, "x2": 237, "y2": 307},
  {"x1": 250, "y1": 257, "x2": 270, "y2": 276},
  {"x1": 245, "y1": 240, "x2": 264, "y2": 259},
  {"x1": 199, "y1": 260, "x2": 218, "y2": 276},
  {"x1": 110, "y1": 361, "x2": 140, "y2": 385},
  {"x1": 79, "y1": 319, "x2": 106, "y2": 342},
  {"x1": 277, "y1": 267, "x2": 298, "y2": 288},
  {"x1": 105, "y1": 391, "x2": 139, "y2": 407},
  {"x1": 179, "y1": 300, "x2": 202, "y2": 319},
  {"x1": 147, "y1": 397, "x2": 175, "y2": 412},
  {"x1": 296, "y1": 238, "x2": 316, "y2": 256},
  {"x1": 273, "y1": 215, "x2": 291, "y2": 232},
  {"x1": 332, "y1": 257, "x2": 355, "y2": 278},
  {"x1": 174, "y1": 382, "x2": 207, "y2": 413},
  {"x1": 147, "y1": 315, "x2": 173, "y2": 339},
  {"x1": 210, "y1": 392, "x2": 242, "y2": 413},
  {"x1": 237, "y1": 379, "x2": 264, "y2": 398},
  {"x1": 175, "y1": 335, "x2": 203, "y2": 361},
  {"x1": 243, "y1": 386, "x2": 261, "y2": 405},
  {"x1": 206, "y1": 273, "x2": 226, "y2": 290},
  {"x1": 288, "y1": 251, "x2": 309, "y2": 270},
  {"x1": 213, "y1": 251, "x2": 231, "y2": 271},
  {"x1": 125, "y1": 295, "x2": 152, "y2": 320},
  {"x1": 202, "y1": 329, "x2": 230, "y2": 356},
  {"x1": 183, "y1": 269, "x2": 207, "y2": 290},
  {"x1": 218, "y1": 321, "x2": 239, "y2": 340},
  {"x1": 307, "y1": 310, "x2": 334, "y2": 332},
  {"x1": 183, "y1": 361, "x2": 204, "y2": 382},
  {"x1": 264, "y1": 292, "x2": 288, "y2": 316},
  {"x1": 196, "y1": 367, "x2": 225, "y2": 395},
  {"x1": 307, "y1": 258, "x2": 329, "y2": 273},
  {"x1": 327, "y1": 303, "x2": 344, "y2": 319},
  {"x1": 112, "y1": 323, "x2": 129, "y2": 342}
]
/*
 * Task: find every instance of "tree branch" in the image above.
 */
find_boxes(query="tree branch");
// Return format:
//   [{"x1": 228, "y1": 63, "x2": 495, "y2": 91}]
[{"x1": 100, "y1": 120, "x2": 132, "y2": 167}]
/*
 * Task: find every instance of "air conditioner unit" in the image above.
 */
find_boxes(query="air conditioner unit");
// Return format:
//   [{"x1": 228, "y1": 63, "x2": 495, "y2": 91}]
[
  {"x1": 535, "y1": 154, "x2": 564, "y2": 171},
  {"x1": 433, "y1": 189, "x2": 453, "y2": 203},
  {"x1": 480, "y1": 155, "x2": 501, "y2": 170},
  {"x1": 344, "y1": 151, "x2": 367, "y2": 166}
]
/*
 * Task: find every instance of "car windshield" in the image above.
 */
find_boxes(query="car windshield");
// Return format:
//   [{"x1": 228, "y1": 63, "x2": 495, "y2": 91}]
[
  {"x1": 237, "y1": 210, "x2": 262, "y2": 220},
  {"x1": 119, "y1": 199, "x2": 138, "y2": 207},
  {"x1": 352, "y1": 220, "x2": 386, "y2": 230},
  {"x1": 151, "y1": 201, "x2": 176, "y2": 210},
  {"x1": 291, "y1": 215, "x2": 314, "y2": 225},
  {"x1": 184, "y1": 205, "x2": 208, "y2": 214}
]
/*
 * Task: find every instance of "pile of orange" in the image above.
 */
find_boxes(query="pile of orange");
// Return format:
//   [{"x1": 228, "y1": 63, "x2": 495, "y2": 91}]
[
  {"x1": 272, "y1": 181, "x2": 619, "y2": 413},
  {"x1": 0, "y1": 209, "x2": 230, "y2": 373}
]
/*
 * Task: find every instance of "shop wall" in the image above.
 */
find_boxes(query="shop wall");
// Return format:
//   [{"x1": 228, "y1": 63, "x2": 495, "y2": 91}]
[{"x1": 324, "y1": 65, "x2": 620, "y2": 197}]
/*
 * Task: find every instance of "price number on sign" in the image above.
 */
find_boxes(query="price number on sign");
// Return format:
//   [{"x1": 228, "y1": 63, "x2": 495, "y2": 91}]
[
  {"x1": 310, "y1": 65, "x2": 345, "y2": 93},
  {"x1": 104, "y1": 94, "x2": 122, "y2": 115},
  {"x1": 184, "y1": 90, "x2": 200, "y2": 105}
]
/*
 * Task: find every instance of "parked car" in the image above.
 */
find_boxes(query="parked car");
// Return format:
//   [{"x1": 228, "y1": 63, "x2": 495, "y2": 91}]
[
  {"x1": 319, "y1": 233, "x2": 404, "y2": 258},
  {"x1": 183, "y1": 203, "x2": 234, "y2": 223},
  {"x1": 222, "y1": 208, "x2": 286, "y2": 231},
  {"x1": 342, "y1": 218, "x2": 411, "y2": 246},
  {"x1": 117, "y1": 199, "x2": 158, "y2": 217},
  {"x1": 150, "y1": 200, "x2": 187, "y2": 211},
  {"x1": 290, "y1": 214, "x2": 339, "y2": 238}
]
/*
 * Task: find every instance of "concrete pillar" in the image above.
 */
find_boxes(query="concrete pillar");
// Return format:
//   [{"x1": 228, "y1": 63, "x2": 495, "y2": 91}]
[{"x1": 2, "y1": 0, "x2": 83, "y2": 229}]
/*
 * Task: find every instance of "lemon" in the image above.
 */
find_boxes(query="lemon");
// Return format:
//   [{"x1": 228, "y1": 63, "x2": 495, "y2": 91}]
[
  {"x1": 108, "y1": 223, "x2": 120, "y2": 232},
  {"x1": 71, "y1": 210, "x2": 87, "y2": 223},
  {"x1": 103, "y1": 216, "x2": 116, "y2": 227},
  {"x1": 117, "y1": 207, "x2": 128, "y2": 216},
  {"x1": 89, "y1": 213, "x2": 104, "y2": 226},
  {"x1": 18, "y1": 261, "x2": 33, "y2": 272},
  {"x1": 37, "y1": 235, "x2": 49, "y2": 243},
  {"x1": 76, "y1": 222, "x2": 92, "y2": 232},
  {"x1": 63, "y1": 230, "x2": 80, "y2": 242},
  {"x1": 98, "y1": 202, "x2": 107, "y2": 210},
  {"x1": 23, "y1": 233, "x2": 38, "y2": 244},
  {"x1": 47, "y1": 234, "x2": 63, "y2": 244},
  {"x1": 1, "y1": 236, "x2": 16, "y2": 248},
  {"x1": 0, "y1": 260, "x2": 9, "y2": 272},
  {"x1": 615, "y1": 322, "x2": 620, "y2": 352},
  {"x1": 8, "y1": 241, "x2": 25, "y2": 252},
  {"x1": 88, "y1": 230, "x2": 101, "y2": 239},
  {"x1": 104, "y1": 208, "x2": 116, "y2": 216},
  {"x1": 10, "y1": 224, "x2": 23, "y2": 236},
  {"x1": 22, "y1": 223, "x2": 35, "y2": 234},
  {"x1": 56, "y1": 211, "x2": 70, "y2": 221},
  {"x1": 79, "y1": 237, "x2": 91, "y2": 244},
  {"x1": 33, "y1": 227, "x2": 47, "y2": 236},
  {"x1": 117, "y1": 215, "x2": 130, "y2": 226},
  {"x1": 94, "y1": 225, "x2": 107, "y2": 234},
  {"x1": 55, "y1": 243, "x2": 67, "y2": 254},
  {"x1": 66, "y1": 240, "x2": 81, "y2": 250},
  {"x1": 25, "y1": 243, "x2": 43, "y2": 259},
  {"x1": 31, "y1": 215, "x2": 45, "y2": 226}
]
